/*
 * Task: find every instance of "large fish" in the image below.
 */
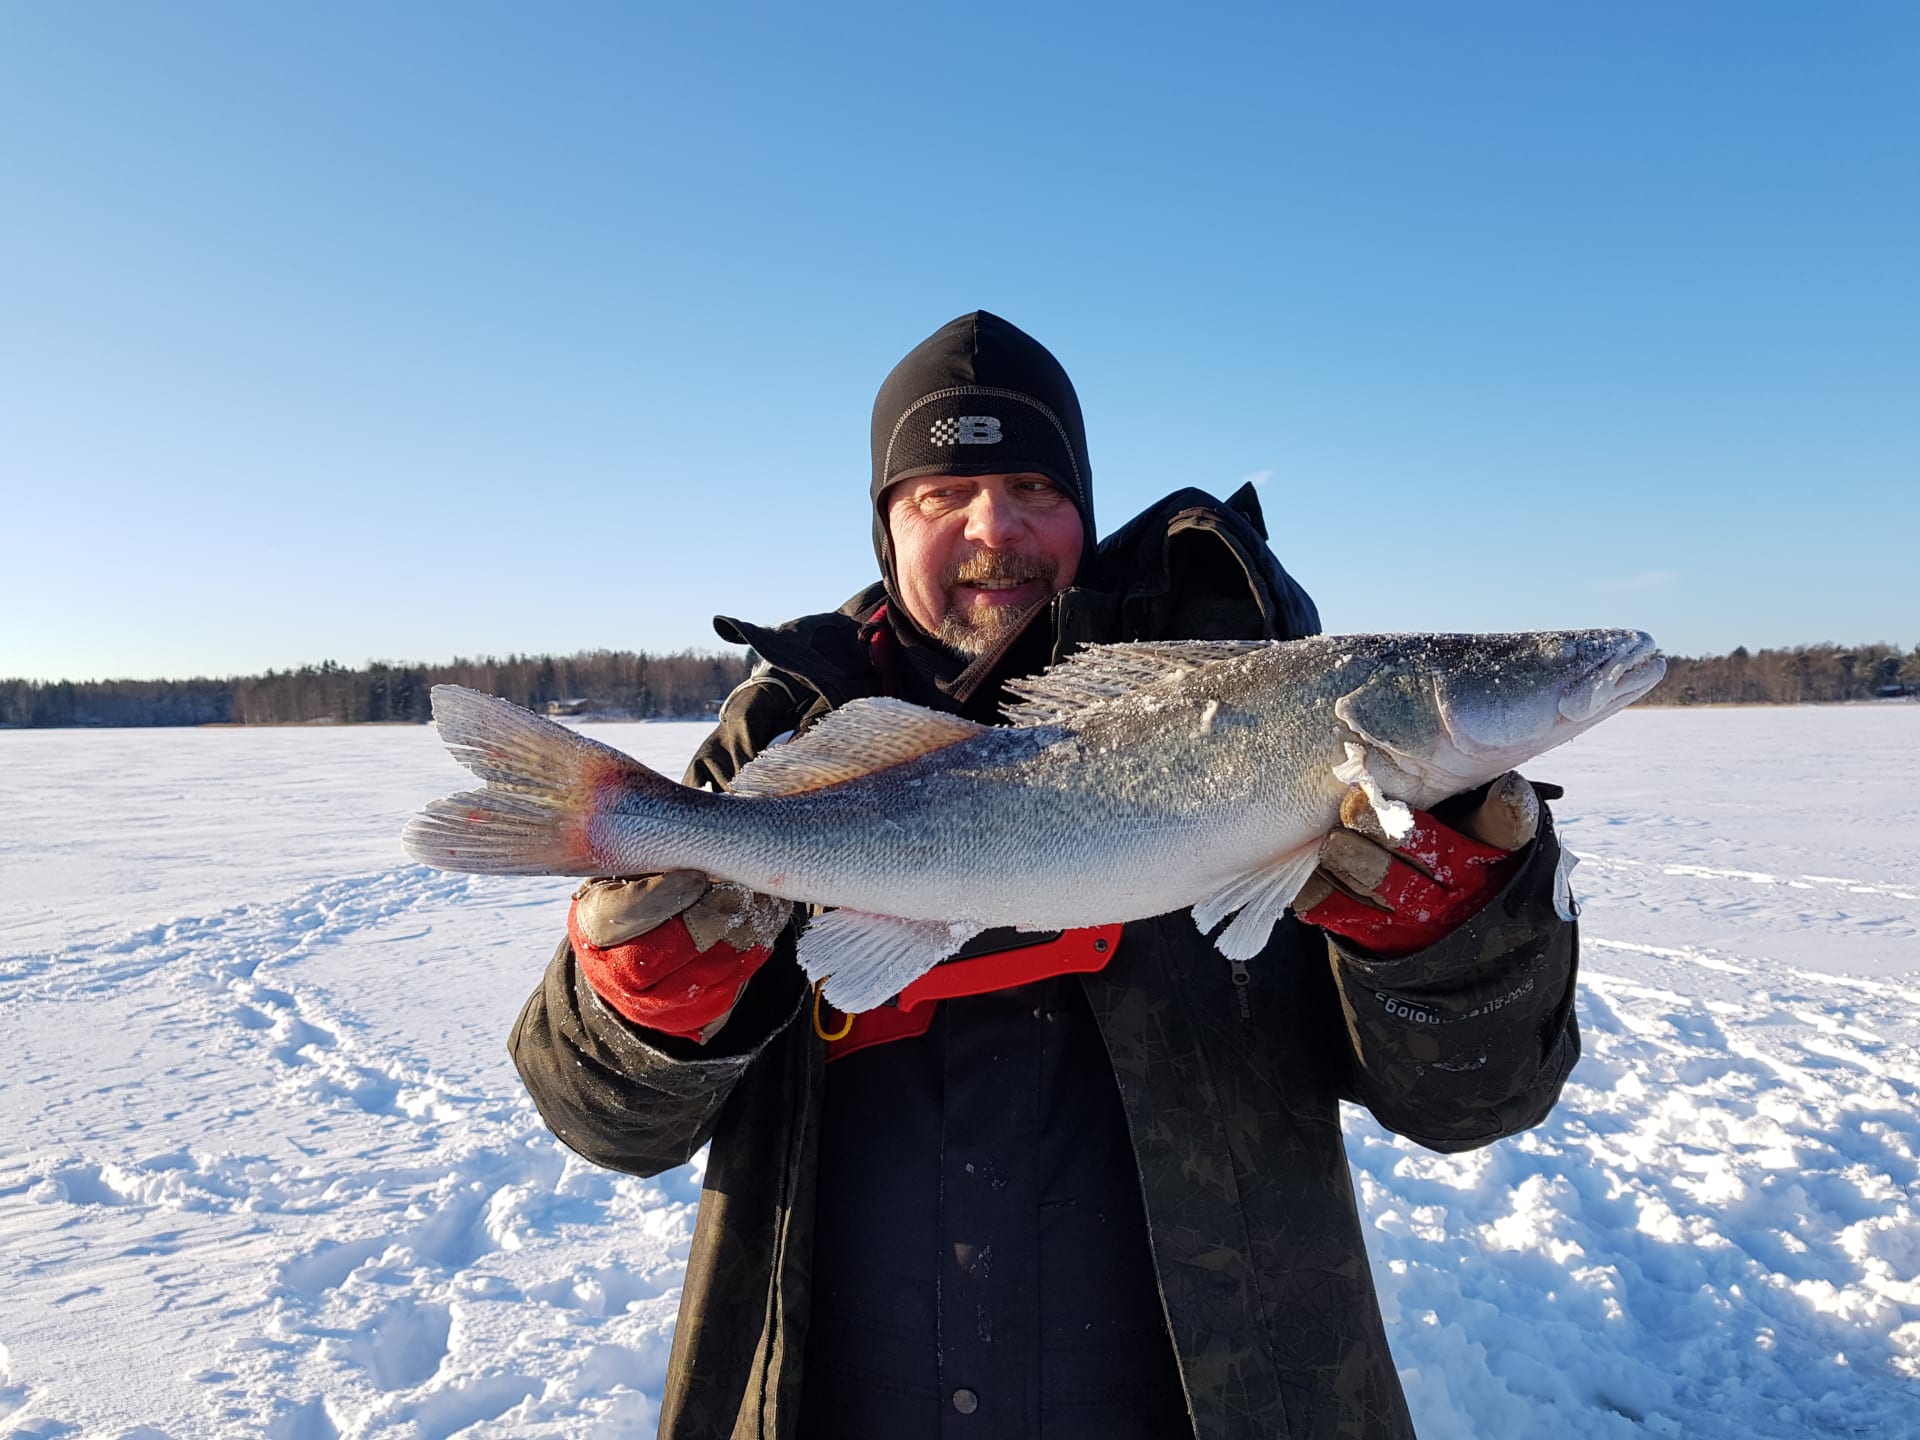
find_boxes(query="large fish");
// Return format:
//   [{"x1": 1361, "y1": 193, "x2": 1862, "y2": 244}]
[{"x1": 402, "y1": 630, "x2": 1663, "y2": 1010}]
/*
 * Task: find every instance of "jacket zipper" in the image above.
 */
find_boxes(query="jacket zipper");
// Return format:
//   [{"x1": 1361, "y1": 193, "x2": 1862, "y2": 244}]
[{"x1": 1229, "y1": 959, "x2": 1252, "y2": 1023}]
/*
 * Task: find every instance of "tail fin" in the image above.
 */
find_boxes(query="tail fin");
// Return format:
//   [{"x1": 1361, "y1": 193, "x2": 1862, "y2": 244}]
[{"x1": 401, "y1": 685, "x2": 677, "y2": 876}]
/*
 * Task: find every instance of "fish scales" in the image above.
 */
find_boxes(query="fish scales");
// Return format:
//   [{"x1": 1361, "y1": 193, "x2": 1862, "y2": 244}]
[
  {"x1": 592, "y1": 649, "x2": 1329, "y2": 927},
  {"x1": 403, "y1": 629, "x2": 1664, "y2": 1009}
]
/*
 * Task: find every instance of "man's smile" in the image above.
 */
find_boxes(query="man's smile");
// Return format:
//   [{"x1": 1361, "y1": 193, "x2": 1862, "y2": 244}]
[
  {"x1": 954, "y1": 575, "x2": 1049, "y2": 607},
  {"x1": 942, "y1": 551, "x2": 1057, "y2": 627}
]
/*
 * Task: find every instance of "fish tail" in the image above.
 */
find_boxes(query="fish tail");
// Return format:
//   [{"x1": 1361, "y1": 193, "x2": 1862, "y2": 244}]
[{"x1": 401, "y1": 685, "x2": 680, "y2": 875}]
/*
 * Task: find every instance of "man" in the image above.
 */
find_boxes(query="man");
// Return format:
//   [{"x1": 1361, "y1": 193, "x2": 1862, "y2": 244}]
[{"x1": 510, "y1": 312, "x2": 1580, "y2": 1439}]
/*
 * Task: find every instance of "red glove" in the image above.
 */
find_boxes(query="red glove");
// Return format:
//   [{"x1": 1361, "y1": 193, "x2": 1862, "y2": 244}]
[
  {"x1": 568, "y1": 872, "x2": 787, "y2": 1042},
  {"x1": 1297, "y1": 772, "x2": 1541, "y2": 959}
]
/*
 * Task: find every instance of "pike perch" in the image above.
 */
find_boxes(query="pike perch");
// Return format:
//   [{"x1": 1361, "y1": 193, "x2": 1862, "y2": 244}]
[{"x1": 402, "y1": 630, "x2": 1663, "y2": 1010}]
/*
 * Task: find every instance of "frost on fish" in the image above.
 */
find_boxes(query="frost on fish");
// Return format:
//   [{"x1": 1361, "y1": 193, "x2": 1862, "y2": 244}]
[
  {"x1": 404, "y1": 629, "x2": 1664, "y2": 1010},
  {"x1": 1332, "y1": 741, "x2": 1416, "y2": 840}
]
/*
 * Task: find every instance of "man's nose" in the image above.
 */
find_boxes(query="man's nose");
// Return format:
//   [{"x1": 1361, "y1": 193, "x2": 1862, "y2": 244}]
[{"x1": 962, "y1": 487, "x2": 1024, "y2": 548}]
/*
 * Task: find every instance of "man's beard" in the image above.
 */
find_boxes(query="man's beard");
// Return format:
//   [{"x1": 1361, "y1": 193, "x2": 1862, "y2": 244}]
[{"x1": 933, "y1": 548, "x2": 1059, "y2": 659}]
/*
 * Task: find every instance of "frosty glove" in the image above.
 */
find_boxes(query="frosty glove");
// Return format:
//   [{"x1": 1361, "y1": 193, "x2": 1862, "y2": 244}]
[
  {"x1": 1296, "y1": 772, "x2": 1555, "y2": 959},
  {"x1": 568, "y1": 871, "x2": 790, "y2": 1043}
]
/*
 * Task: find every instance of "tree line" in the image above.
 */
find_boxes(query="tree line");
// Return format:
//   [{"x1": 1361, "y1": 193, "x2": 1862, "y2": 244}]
[
  {"x1": 0, "y1": 650, "x2": 754, "y2": 728},
  {"x1": 6, "y1": 640, "x2": 1918, "y2": 728},
  {"x1": 1643, "y1": 642, "x2": 1920, "y2": 706}
]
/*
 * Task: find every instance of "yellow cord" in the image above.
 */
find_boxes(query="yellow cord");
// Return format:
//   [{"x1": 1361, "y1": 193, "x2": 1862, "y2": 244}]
[{"x1": 812, "y1": 979, "x2": 854, "y2": 1041}]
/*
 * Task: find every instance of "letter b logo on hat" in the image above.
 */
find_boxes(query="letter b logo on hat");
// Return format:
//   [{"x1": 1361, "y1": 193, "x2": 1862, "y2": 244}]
[{"x1": 930, "y1": 415, "x2": 1002, "y2": 446}]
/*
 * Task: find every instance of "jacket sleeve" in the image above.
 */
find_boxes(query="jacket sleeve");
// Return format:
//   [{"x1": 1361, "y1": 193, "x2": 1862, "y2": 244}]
[
  {"x1": 508, "y1": 933, "x2": 809, "y2": 1177},
  {"x1": 1324, "y1": 805, "x2": 1581, "y2": 1153}
]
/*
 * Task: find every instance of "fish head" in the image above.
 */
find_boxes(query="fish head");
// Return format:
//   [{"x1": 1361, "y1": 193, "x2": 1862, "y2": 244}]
[{"x1": 1332, "y1": 630, "x2": 1665, "y2": 796}]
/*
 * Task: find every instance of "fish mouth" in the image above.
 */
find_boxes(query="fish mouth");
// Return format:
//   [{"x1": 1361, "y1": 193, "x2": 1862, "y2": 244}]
[{"x1": 1559, "y1": 631, "x2": 1665, "y2": 723}]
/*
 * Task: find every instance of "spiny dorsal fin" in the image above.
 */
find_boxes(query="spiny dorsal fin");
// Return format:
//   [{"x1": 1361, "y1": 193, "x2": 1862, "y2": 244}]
[
  {"x1": 1002, "y1": 640, "x2": 1272, "y2": 728},
  {"x1": 728, "y1": 696, "x2": 987, "y2": 797}
]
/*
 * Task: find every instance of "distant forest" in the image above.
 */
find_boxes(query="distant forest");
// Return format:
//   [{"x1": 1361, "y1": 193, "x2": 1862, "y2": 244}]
[
  {"x1": 1642, "y1": 642, "x2": 1920, "y2": 706},
  {"x1": 3, "y1": 641, "x2": 1917, "y2": 729},
  {"x1": 0, "y1": 651, "x2": 754, "y2": 729}
]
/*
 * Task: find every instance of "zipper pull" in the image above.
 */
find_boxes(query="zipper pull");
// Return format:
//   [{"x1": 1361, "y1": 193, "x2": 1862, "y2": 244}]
[{"x1": 1228, "y1": 958, "x2": 1252, "y2": 1023}]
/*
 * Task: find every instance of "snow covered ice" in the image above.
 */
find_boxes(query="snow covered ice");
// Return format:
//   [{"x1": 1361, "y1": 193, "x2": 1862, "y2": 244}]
[{"x1": 3, "y1": 707, "x2": 1918, "y2": 1437}]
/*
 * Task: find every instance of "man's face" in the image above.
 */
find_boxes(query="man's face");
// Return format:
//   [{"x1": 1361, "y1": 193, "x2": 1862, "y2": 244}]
[{"x1": 885, "y1": 471, "x2": 1084, "y2": 658}]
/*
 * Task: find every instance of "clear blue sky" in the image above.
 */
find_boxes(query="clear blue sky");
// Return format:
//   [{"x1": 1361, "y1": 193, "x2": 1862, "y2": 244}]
[{"x1": 3, "y1": 2, "x2": 1914, "y2": 682}]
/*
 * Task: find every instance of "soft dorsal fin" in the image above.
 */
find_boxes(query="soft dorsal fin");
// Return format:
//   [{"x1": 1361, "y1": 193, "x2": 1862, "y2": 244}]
[
  {"x1": 1002, "y1": 640, "x2": 1272, "y2": 728},
  {"x1": 728, "y1": 696, "x2": 986, "y2": 797}
]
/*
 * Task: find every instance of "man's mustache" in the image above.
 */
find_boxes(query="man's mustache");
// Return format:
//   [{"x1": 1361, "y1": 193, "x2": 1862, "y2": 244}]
[{"x1": 941, "y1": 548, "x2": 1059, "y2": 589}]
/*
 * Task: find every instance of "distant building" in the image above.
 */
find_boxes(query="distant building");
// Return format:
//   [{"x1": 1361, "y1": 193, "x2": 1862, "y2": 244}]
[{"x1": 546, "y1": 698, "x2": 591, "y2": 717}]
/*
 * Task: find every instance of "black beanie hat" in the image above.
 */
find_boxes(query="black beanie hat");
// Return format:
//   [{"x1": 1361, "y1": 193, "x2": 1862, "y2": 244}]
[{"x1": 869, "y1": 312, "x2": 1096, "y2": 593}]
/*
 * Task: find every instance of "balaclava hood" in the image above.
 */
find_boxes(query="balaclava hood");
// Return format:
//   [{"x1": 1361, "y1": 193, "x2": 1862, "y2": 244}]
[{"x1": 869, "y1": 311, "x2": 1096, "y2": 601}]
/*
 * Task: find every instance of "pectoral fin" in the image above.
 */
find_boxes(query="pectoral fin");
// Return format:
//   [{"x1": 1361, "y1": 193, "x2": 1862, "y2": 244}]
[
  {"x1": 799, "y1": 910, "x2": 985, "y2": 1013},
  {"x1": 1192, "y1": 843, "x2": 1324, "y2": 961}
]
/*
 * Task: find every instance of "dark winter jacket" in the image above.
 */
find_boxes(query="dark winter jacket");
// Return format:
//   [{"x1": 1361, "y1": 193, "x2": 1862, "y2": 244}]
[{"x1": 508, "y1": 485, "x2": 1582, "y2": 1440}]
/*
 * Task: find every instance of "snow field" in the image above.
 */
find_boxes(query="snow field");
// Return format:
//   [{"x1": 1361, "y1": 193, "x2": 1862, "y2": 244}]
[
  {"x1": 1, "y1": 861, "x2": 699, "y2": 1439},
  {"x1": 2, "y1": 707, "x2": 1918, "y2": 1437},
  {"x1": 3, "y1": 726, "x2": 716, "y2": 1439},
  {"x1": 1357, "y1": 958, "x2": 1920, "y2": 1437}
]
